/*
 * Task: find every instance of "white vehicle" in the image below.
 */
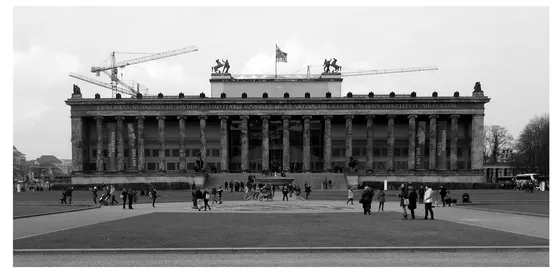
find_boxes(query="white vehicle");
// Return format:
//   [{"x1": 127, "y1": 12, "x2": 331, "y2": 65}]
[{"x1": 515, "y1": 173, "x2": 540, "y2": 190}]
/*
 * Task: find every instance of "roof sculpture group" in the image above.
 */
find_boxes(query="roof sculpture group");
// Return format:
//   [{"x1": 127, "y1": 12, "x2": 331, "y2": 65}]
[
  {"x1": 323, "y1": 58, "x2": 341, "y2": 73},
  {"x1": 211, "y1": 59, "x2": 230, "y2": 74}
]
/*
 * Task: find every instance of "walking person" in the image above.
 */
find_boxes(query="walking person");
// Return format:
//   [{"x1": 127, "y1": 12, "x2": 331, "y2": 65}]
[
  {"x1": 66, "y1": 187, "x2": 73, "y2": 204},
  {"x1": 229, "y1": 181, "x2": 234, "y2": 192},
  {"x1": 408, "y1": 186, "x2": 418, "y2": 219},
  {"x1": 377, "y1": 188, "x2": 386, "y2": 211},
  {"x1": 294, "y1": 184, "x2": 305, "y2": 201},
  {"x1": 92, "y1": 186, "x2": 98, "y2": 204},
  {"x1": 199, "y1": 189, "x2": 212, "y2": 211},
  {"x1": 151, "y1": 188, "x2": 157, "y2": 208},
  {"x1": 360, "y1": 186, "x2": 374, "y2": 215},
  {"x1": 282, "y1": 184, "x2": 289, "y2": 201},
  {"x1": 418, "y1": 186, "x2": 425, "y2": 204},
  {"x1": 347, "y1": 187, "x2": 354, "y2": 205},
  {"x1": 424, "y1": 185, "x2": 435, "y2": 220},
  {"x1": 444, "y1": 191, "x2": 452, "y2": 207},
  {"x1": 60, "y1": 187, "x2": 67, "y2": 205},
  {"x1": 439, "y1": 186, "x2": 447, "y2": 207},
  {"x1": 128, "y1": 189, "x2": 134, "y2": 209},
  {"x1": 304, "y1": 183, "x2": 312, "y2": 200},
  {"x1": 217, "y1": 187, "x2": 223, "y2": 204},
  {"x1": 397, "y1": 184, "x2": 408, "y2": 219},
  {"x1": 224, "y1": 181, "x2": 228, "y2": 191},
  {"x1": 121, "y1": 188, "x2": 128, "y2": 209},
  {"x1": 211, "y1": 186, "x2": 217, "y2": 204},
  {"x1": 288, "y1": 183, "x2": 293, "y2": 197},
  {"x1": 110, "y1": 186, "x2": 119, "y2": 206}
]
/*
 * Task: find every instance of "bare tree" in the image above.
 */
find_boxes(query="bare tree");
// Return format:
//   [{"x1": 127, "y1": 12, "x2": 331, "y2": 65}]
[
  {"x1": 514, "y1": 114, "x2": 549, "y2": 175},
  {"x1": 484, "y1": 125, "x2": 514, "y2": 163}
]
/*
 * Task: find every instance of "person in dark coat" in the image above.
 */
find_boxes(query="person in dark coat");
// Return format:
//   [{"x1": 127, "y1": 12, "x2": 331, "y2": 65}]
[
  {"x1": 60, "y1": 188, "x2": 67, "y2": 205},
  {"x1": 224, "y1": 181, "x2": 228, "y2": 191},
  {"x1": 195, "y1": 188, "x2": 203, "y2": 208},
  {"x1": 360, "y1": 186, "x2": 374, "y2": 215},
  {"x1": 211, "y1": 186, "x2": 217, "y2": 204},
  {"x1": 151, "y1": 188, "x2": 157, "y2": 208},
  {"x1": 288, "y1": 183, "x2": 293, "y2": 197},
  {"x1": 439, "y1": 186, "x2": 447, "y2": 207},
  {"x1": 121, "y1": 188, "x2": 128, "y2": 209},
  {"x1": 418, "y1": 186, "x2": 425, "y2": 204},
  {"x1": 128, "y1": 189, "x2": 134, "y2": 209},
  {"x1": 66, "y1": 187, "x2": 73, "y2": 204},
  {"x1": 230, "y1": 181, "x2": 234, "y2": 192},
  {"x1": 408, "y1": 186, "x2": 418, "y2": 219},
  {"x1": 304, "y1": 183, "x2": 312, "y2": 200},
  {"x1": 192, "y1": 188, "x2": 199, "y2": 208},
  {"x1": 217, "y1": 187, "x2": 223, "y2": 204},
  {"x1": 282, "y1": 185, "x2": 289, "y2": 201},
  {"x1": 92, "y1": 186, "x2": 98, "y2": 204},
  {"x1": 199, "y1": 189, "x2": 212, "y2": 211}
]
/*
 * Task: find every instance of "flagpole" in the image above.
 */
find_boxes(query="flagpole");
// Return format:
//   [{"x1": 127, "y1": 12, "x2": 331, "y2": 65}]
[{"x1": 275, "y1": 44, "x2": 278, "y2": 79}]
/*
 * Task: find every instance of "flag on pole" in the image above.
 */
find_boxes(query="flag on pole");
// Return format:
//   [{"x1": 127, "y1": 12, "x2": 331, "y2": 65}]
[{"x1": 276, "y1": 45, "x2": 288, "y2": 63}]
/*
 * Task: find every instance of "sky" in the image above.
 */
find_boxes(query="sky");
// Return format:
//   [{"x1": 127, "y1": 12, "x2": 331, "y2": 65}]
[{"x1": 12, "y1": 6, "x2": 549, "y2": 160}]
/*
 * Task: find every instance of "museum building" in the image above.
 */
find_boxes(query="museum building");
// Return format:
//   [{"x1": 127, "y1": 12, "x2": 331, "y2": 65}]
[{"x1": 65, "y1": 73, "x2": 490, "y2": 187}]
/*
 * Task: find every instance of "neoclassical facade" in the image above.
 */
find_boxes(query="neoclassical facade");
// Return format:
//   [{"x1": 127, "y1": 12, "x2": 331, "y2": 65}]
[{"x1": 66, "y1": 74, "x2": 490, "y2": 185}]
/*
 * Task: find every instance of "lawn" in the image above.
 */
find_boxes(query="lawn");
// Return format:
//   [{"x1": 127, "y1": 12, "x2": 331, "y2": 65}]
[
  {"x1": 13, "y1": 205, "x2": 95, "y2": 217},
  {"x1": 13, "y1": 212, "x2": 548, "y2": 249},
  {"x1": 459, "y1": 203, "x2": 549, "y2": 216}
]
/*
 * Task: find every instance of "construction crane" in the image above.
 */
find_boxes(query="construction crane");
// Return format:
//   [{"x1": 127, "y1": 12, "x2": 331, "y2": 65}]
[
  {"x1": 232, "y1": 65, "x2": 438, "y2": 80},
  {"x1": 71, "y1": 46, "x2": 198, "y2": 97},
  {"x1": 69, "y1": 72, "x2": 142, "y2": 97}
]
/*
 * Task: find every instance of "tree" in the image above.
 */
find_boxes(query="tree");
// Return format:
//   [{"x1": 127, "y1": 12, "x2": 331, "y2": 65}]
[
  {"x1": 514, "y1": 114, "x2": 549, "y2": 175},
  {"x1": 484, "y1": 125, "x2": 514, "y2": 163}
]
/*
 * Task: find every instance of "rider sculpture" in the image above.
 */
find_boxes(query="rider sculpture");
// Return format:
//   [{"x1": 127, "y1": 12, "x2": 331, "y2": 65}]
[
  {"x1": 211, "y1": 59, "x2": 223, "y2": 73},
  {"x1": 323, "y1": 58, "x2": 341, "y2": 73},
  {"x1": 211, "y1": 59, "x2": 231, "y2": 74}
]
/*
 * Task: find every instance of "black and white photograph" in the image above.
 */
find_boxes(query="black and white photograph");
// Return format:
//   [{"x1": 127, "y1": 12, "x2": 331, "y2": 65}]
[{"x1": 7, "y1": 2, "x2": 551, "y2": 268}]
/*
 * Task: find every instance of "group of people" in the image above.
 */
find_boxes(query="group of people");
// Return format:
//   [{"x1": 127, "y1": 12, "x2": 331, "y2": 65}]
[
  {"x1": 223, "y1": 180, "x2": 246, "y2": 192},
  {"x1": 59, "y1": 187, "x2": 74, "y2": 204},
  {"x1": 192, "y1": 186, "x2": 223, "y2": 211},
  {"x1": 87, "y1": 183, "x2": 160, "y2": 209},
  {"x1": 353, "y1": 183, "x2": 446, "y2": 220}
]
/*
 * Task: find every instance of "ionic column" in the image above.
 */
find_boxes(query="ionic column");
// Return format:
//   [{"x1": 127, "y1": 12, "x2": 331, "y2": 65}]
[
  {"x1": 282, "y1": 116, "x2": 291, "y2": 172},
  {"x1": 429, "y1": 115, "x2": 438, "y2": 170},
  {"x1": 70, "y1": 116, "x2": 84, "y2": 172},
  {"x1": 365, "y1": 115, "x2": 374, "y2": 172},
  {"x1": 178, "y1": 116, "x2": 187, "y2": 172},
  {"x1": 240, "y1": 115, "x2": 249, "y2": 172},
  {"x1": 302, "y1": 115, "x2": 312, "y2": 172},
  {"x1": 95, "y1": 116, "x2": 104, "y2": 172},
  {"x1": 127, "y1": 123, "x2": 137, "y2": 171},
  {"x1": 450, "y1": 115, "x2": 460, "y2": 171},
  {"x1": 157, "y1": 116, "x2": 166, "y2": 172},
  {"x1": 345, "y1": 115, "x2": 354, "y2": 166},
  {"x1": 387, "y1": 115, "x2": 395, "y2": 171},
  {"x1": 136, "y1": 116, "x2": 145, "y2": 172},
  {"x1": 471, "y1": 114, "x2": 485, "y2": 170},
  {"x1": 323, "y1": 115, "x2": 333, "y2": 171},
  {"x1": 408, "y1": 115, "x2": 417, "y2": 171},
  {"x1": 199, "y1": 116, "x2": 207, "y2": 171},
  {"x1": 219, "y1": 116, "x2": 228, "y2": 172},
  {"x1": 115, "y1": 116, "x2": 125, "y2": 172},
  {"x1": 261, "y1": 115, "x2": 270, "y2": 171}
]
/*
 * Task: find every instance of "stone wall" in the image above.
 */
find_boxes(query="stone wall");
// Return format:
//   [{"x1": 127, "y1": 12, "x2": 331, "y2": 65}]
[{"x1": 71, "y1": 174, "x2": 205, "y2": 186}]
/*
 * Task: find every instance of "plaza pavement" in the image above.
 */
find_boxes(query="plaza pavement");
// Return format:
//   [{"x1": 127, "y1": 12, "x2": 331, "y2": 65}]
[{"x1": 13, "y1": 199, "x2": 549, "y2": 241}]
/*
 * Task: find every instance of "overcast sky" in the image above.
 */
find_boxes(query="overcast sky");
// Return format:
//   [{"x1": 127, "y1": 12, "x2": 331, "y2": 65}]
[{"x1": 12, "y1": 6, "x2": 549, "y2": 160}]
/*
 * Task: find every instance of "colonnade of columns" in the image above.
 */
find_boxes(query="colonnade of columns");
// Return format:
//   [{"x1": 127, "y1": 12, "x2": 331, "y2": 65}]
[{"x1": 72, "y1": 114, "x2": 483, "y2": 173}]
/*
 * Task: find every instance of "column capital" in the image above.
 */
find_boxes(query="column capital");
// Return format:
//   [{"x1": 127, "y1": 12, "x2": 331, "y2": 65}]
[
  {"x1": 323, "y1": 115, "x2": 333, "y2": 120},
  {"x1": 156, "y1": 116, "x2": 166, "y2": 120},
  {"x1": 70, "y1": 115, "x2": 83, "y2": 119},
  {"x1": 177, "y1": 116, "x2": 187, "y2": 120},
  {"x1": 240, "y1": 115, "x2": 250, "y2": 120},
  {"x1": 302, "y1": 115, "x2": 312, "y2": 120},
  {"x1": 115, "y1": 116, "x2": 125, "y2": 121},
  {"x1": 387, "y1": 115, "x2": 396, "y2": 119},
  {"x1": 365, "y1": 115, "x2": 375, "y2": 120},
  {"x1": 429, "y1": 114, "x2": 439, "y2": 119},
  {"x1": 408, "y1": 115, "x2": 418, "y2": 120},
  {"x1": 345, "y1": 115, "x2": 355, "y2": 120},
  {"x1": 94, "y1": 116, "x2": 104, "y2": 121},
  {"x1": 449, "y1": 114, "x2": 460, "y2": 119},
  {"x1": 136, "y1": 115, "x2": 145, "y2": 120},
  {"x1": 472, "y1": 113, "x2": 485, "y2": 118},
  {"x1": 198, "y1": 115, "x2": 208, "y2": 120},
  {"x1": 281, "y1": 115, "x2": 291, "y2": 120},
  {"x1": 218, "y1": 115, "x2": 228, "y2": 120},
  {"x1": 261, "y1": 115, "x2": 271, "y2": 120}
]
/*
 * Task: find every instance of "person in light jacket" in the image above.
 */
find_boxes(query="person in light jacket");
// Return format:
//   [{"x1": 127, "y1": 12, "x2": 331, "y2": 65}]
[
  {"x1": 347, "y1": 187, "x2": 354, "y2": 205},
  {"x1": 397, "y1": 184, "x2": 408, "y2": 220},
  {"x1": 424, "y1": 186, "x2": 435, "y2": 220}
]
